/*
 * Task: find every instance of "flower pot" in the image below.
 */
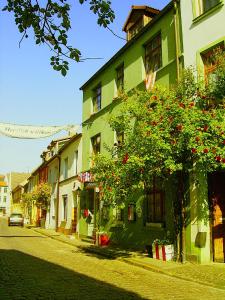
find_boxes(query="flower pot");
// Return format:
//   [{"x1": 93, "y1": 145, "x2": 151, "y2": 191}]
[{"x1": 152, "y1": 243, "x2": 174, "y2": 261}]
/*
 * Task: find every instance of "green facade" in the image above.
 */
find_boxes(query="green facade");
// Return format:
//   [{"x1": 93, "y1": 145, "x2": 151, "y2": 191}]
[{"x1": 79, "y1": 2, "x2": 182, "y2": 250}]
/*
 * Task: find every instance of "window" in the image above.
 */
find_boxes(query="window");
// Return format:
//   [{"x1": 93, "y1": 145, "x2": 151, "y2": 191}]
[
  {"x1": 201, "y1": 44, "x2": 224, "y2": 84},
  {"x1": 4, "y1": 187, "x2": 7, "y2": 193},
  {"x1": 63, "y1": 157, "x2": 68, "y2": 179},
  {"x1": 128, "y1": 18, "x2": 143, "y2": 40},
  {"x1": 63, "y1": 195, "x2": 68, "y2": 221},
  {"x1": 91, "y1": 134, "x2": 101, "y2": 155},
  {"x1": 145, "y1": 34, "x2": 162, "y2": 90},
  {"x1": 146, "y1": 178, "x2": 164, "y2": 223},
  {"x1": 92, "y1": 84, "x2": 101, "y2": 113},
  {"x1": 3, "y1": 196, "x2": 6, "y2": 203},
  {"x1": 116, "y1": 207, "x2": 124, "y2": 222},
  {"x1": 74, "y1": 150, "x2": 78, "y2": 175},
  {"x1": 194, "y1": 0, "x2": 221, "y2": 17},
  {"x1": 116, "y1": 64, "x2": 124, "y2": 94},
  {"x1": 128, "y1": 203, "x2": 136, "y2": 222}
]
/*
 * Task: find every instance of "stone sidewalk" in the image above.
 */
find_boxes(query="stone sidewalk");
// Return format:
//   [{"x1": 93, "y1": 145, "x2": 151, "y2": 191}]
[{"x1": 30, "y1": 227, "x2": 225, "y2": 291}]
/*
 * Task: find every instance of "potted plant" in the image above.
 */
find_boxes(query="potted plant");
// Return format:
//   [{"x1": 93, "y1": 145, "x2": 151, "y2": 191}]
[{"x1": 152, "y1": 239, "x2": 174, "y2": 261}]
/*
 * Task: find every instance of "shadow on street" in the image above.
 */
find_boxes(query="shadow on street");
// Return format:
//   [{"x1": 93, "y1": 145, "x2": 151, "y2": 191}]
[{"x1": 0, "y1": 249, "x2": 147, "y2": 300}]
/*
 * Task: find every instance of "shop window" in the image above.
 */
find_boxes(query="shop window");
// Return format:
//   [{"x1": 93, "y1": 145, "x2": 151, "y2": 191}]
[
  {"x1": 194, "y1": 0, "x2": 221, "y2": 17},
  {"x1": 116, "y1": 63, "x2": 124, "y2": 95},
  {"x1": 145, "y1": 34, "x2": 162, "y2": 90},
  {"x1": 128, "y1": 203, "x2": 136, "y2": 222},
  {"x1": 91, "y1": 134, "x2": 101, "y2": 156},
  {"x1": 92, "y1": 84, "x2": 101, "y2": 113}
]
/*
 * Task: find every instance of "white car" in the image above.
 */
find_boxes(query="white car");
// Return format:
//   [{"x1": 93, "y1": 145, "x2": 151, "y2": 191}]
[{"x1": 8, "y1": 213, "x2": 24, "y2": 227}]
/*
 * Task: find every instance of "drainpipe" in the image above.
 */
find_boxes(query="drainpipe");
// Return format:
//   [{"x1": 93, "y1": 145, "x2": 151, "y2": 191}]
[
  {"x1": 173, "y1": 0, "x2": 181, "y2": 82},
  {"x1": 56, "y1": 155, "x2": 61, "y2": 231},
  {"x1": 173, "y1": 0, "x2": 186, "y2": 262}
]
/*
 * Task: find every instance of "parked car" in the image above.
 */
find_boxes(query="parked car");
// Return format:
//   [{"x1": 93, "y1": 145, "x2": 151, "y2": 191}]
[{"x1": 8, "y1": 213, "x2": 24, "y2": 227}]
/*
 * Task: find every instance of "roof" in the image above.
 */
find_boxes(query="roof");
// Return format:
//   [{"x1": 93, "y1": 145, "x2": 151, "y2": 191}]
[
  {"x1": 58, "y1": 133, "x2": 82, "y2": 154},
  {"x1": 80, "y1": 1, "x2": 173, "y2": 90},
  {"x1": 7, "y1": 172, "x2": 30, "y2": 190},
  {"x1": 0, "y1": 181, "x2": 7, "y2": 187},
  {"x1": 122, "y1": 5, "x2": 160, "y2": 32}
]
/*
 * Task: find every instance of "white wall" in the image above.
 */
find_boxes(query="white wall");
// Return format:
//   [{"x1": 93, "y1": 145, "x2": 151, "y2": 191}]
[{"x1": 181, "y1": 0, "x2": 225, "y2": 67}]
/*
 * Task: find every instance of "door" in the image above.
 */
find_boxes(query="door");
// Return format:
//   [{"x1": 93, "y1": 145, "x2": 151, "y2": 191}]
[
  {"x1": 208, "y1": 173, "x2": 225, "y2": 262},
  {"x1": 87, "y1": 189, "x2": 94, "y2": 237}
]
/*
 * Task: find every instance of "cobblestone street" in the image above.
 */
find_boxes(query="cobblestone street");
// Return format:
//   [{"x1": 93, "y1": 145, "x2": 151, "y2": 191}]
[{"x1": 0, "y1": 218, "x2": 225, "y2": 300}]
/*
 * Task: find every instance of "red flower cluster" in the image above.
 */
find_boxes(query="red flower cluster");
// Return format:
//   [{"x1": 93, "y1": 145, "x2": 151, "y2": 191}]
[{"x1": 122, "y1": 153, "x2": 129, "y2": 164}]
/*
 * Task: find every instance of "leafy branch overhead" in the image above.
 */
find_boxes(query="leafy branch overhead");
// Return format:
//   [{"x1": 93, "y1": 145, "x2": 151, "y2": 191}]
[{"x1": 3, "y1": 0, "x2": 115, "y2": 76}]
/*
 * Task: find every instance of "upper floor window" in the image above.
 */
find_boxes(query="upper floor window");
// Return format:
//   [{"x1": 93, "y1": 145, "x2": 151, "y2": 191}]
[
  {"x1": 92, "y1": 84, "x2": 101, "y2": 113},
  {"x1": 116, "y1": 64, "x2": 124, "y2": 95},
  {"x1": 63, "y1": 157, "x2": 68, "y2": 180},
  {"x1": 3, "y1": 196, "x2": 6, "y2": 203},
  {"x1": 128, "y1": 18, "x2": 143, "y2": 40},
  {"x1": 194, "y1": 0, "x2": 221, "y2": 17},
  {"x1": 74, "y1": 150, "x2": 78, "y2": 175},
  {"x1": 115, "y1": 131, "x2": 124, "y2": 147},
  {"x1": 4, "y1": 187, "x2": 7, "y2": 193},
  {"x1": 145, "y1": 34, "x2": 162, "y2": 89},
  {"x1": 91, "y1": 134, "x2": 101, "y2": 156},
  {"x1": 201, "y1": 44, "x2": 224, "y2": 84}
]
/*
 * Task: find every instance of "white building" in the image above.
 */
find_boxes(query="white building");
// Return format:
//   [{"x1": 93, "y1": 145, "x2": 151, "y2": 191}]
[
  {"x1": 58, "y1": 133, "x2": 82, "y2": 235},
  {"x1": 0, "y1": 175, "x2": 9, "y2": 215}
]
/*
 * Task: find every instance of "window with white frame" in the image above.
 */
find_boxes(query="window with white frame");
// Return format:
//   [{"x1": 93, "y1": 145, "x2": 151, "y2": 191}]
[{"x1": 194, "y1": 0, "x2": 221, "y2": 17}]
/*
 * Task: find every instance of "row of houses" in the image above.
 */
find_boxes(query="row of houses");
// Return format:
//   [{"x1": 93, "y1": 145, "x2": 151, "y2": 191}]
[{"x1": 11, "y1": 0, "x2": 225, "y2": 264}]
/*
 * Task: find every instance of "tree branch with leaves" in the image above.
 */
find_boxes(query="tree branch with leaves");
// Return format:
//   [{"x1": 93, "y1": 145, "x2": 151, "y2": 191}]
[{"x1": 2, "y1": 0, "x2": 115, "y2": 75}]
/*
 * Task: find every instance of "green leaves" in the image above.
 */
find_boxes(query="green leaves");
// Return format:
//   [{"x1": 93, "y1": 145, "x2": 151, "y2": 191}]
[
  {"x1": 91, "y1": 66, "x2": 225, "y2": 205},
  {"x1": 3, "y1": 0, "x2": 115, "y2": 75}
]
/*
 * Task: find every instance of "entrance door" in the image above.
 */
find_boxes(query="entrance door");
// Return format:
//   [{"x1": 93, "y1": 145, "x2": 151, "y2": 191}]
[
  {"x1": 87, "y1": 189, "x2": 94, "y2": 237},
  {"x1": 208, "y1": 173, "x2": 225, "y2": 262}
]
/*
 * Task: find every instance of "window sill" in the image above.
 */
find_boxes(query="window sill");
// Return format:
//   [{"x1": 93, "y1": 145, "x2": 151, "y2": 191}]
[
  {"x1": 192, "y1": 2, "x2": 224, "y2": 24},
  {"x1": 146, "y1": 222, "x2": 164, "y2": 228}
]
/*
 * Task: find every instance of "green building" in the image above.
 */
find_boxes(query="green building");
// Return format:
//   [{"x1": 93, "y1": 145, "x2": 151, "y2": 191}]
[{"x1": 79, "y1": 2, "x2": 183, "y2": 252}]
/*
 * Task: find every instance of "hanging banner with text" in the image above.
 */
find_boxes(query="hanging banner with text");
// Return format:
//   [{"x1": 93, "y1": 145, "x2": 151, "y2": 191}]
[{"x1": 0, "y1": 122, "x2": 79, "y2": 139}]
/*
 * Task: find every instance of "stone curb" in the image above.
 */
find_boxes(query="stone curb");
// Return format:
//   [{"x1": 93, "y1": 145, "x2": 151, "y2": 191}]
[{"x1": 29, "y1": 227, "x2": 225, "y2": 291}]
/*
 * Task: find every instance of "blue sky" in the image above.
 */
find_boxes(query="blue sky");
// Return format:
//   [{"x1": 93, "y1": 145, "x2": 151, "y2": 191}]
[{"x1": 0, "y1": 0, "x2": 170, "y2": 174}]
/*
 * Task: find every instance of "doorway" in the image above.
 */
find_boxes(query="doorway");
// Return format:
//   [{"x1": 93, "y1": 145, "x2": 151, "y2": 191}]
[{"x1": 208, "y1": 172, "x2": 225, "y2": 262}]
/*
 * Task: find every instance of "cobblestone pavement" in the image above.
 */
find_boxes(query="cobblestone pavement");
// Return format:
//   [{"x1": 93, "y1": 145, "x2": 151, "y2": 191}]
[{"x1": 1, "y1": 218, "x2": 225, "y2": 300}]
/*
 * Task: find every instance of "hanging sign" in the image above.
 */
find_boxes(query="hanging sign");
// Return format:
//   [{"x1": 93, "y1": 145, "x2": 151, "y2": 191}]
[{"x1": 0, "y1": 122, "x2": 79, "y2": 139}]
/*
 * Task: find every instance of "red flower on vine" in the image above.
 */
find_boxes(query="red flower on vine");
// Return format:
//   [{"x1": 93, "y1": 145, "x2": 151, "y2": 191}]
[{"x1": 122, "y1": 153, "x2": 129, "y2": 164}]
